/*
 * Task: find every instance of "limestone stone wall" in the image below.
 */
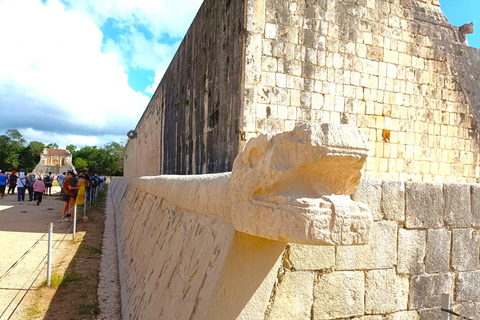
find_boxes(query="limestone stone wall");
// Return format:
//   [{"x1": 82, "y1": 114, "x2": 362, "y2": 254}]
[
  {"x1": 109, "y1": 178, "x2": 236, "y2": 319},
  {"x1": 124, "y1": 0, "x2": 245, "y2": 177},
  {"x1": 110, "y1": 175, "x2": 480, "y2": 320},
  {"x1": 125, "y1": 0, "x2": 480, "y2": 183},
  {"x1": 243, "y1": 0, "x2": 480, "y2": 183}
]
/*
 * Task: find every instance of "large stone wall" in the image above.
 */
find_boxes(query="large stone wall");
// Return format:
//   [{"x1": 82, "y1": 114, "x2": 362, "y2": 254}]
[
  {"x1": 125, "y1": 0, "x2": 480, "y2": 183},
  {"x1": 243, "y1": 0, "x2": 480, "y2": 183},
  {"x1": 110, "y1": 176, "x2": 480, "y2": 320},
  {"x1": 124, "y1": 0, "x2": 245, "y2": 177}
]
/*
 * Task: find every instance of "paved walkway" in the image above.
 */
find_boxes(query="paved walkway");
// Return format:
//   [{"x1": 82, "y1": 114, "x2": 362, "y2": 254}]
[{"x1": 0, "y1": 187, "x2": 76, "y2": 319}]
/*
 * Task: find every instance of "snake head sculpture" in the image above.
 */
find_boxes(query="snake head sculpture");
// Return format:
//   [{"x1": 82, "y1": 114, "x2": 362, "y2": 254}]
[{"x1": 230, "y1": 123, "x2": 373, "y2": 245}]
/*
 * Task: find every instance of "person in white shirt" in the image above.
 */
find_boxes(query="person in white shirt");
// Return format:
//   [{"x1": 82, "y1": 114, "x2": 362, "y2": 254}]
[
  {"x1": 16, "y1": 172, "x2": 27, "y2": 202},
  {"x1": 57, "y1": 172, "x2": 66, "y2": 195}
]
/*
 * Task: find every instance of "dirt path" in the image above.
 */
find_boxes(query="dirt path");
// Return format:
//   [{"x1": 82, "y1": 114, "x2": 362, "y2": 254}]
[{"x1": 0, "y1": 187, "x2": 82, "y2": 319}]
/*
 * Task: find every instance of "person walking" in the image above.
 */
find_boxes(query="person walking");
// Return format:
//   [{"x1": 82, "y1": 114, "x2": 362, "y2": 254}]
[
  {"x1": 26, "y1": 173, "x2": 36, "y2": 201},
  {"x1": 0, "y1": 170, "x2": 8, "y2": 199},
  {"x1": 16, "y1": 172, "x2": 27, "y2": 202},
  {"x1": 44, "y1": 172, "x2": 53, "y2": 196},
  {"x1": 33, "y1": 176, "x2": 45, "y2": 206},
  {"x1": 7, "y1": 171, "x2": 17, "y2": 194}
]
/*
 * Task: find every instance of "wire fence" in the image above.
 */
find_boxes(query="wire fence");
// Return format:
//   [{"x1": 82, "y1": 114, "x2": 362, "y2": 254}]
[{"x1": 0, "y1": 179, "x2": 107, "y2": 319}]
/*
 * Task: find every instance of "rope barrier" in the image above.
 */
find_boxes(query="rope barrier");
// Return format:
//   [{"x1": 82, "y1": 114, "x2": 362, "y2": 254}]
[
  {"x1": 442, "y1": 308, "x2": 474, "y2": 320},
  {"x1": 0, "y1": 233, "x2": 47, "y2": 283},
  {"x1": 1, "y1": 224, "x2": 74, "y2": 319},
  {"x1": 1, "y1": 182, "x2": 105, "y2": 318}
]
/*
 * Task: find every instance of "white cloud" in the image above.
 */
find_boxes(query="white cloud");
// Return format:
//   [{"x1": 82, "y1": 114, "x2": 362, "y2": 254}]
[
  {"x1": 20, "y1": 128, "x2": 125, "y2": 149},
  {"x1": 145, "y1": 70, "x2": 166, "y2": 95},
  {"x1": 61, "y1": 0, "x2": 204, "y2": 39},
  {"x1": 0, "y1": 0, "x2": 150, "y2": 143}
]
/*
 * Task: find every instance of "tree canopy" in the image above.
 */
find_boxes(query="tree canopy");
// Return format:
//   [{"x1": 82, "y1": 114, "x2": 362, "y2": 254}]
[{"x1": 0, "y1": 130, "x2": 125, "y2": 176}]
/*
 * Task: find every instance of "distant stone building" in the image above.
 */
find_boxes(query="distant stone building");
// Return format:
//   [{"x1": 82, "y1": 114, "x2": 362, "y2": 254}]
[{"x1": 33, "y1": 148, "x2": 74, "y2": 177}]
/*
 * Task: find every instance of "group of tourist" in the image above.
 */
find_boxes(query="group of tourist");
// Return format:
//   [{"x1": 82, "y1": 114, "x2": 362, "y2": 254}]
[
  {"x1": 0, "y1": 170, "x2": 55, "y2": 203},
  {"x1": 0, "y1": 168, "x2": 106, "y2": 222}
]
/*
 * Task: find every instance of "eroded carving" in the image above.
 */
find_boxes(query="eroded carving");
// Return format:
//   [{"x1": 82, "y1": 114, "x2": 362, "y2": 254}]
[
  {"x1": 230, "y1": 123, "x2": 372, "y2": 245},
  {"x1": 458, "y1": 22, "x2": 474, "y2": 44},
  {"x1": 135, "y1": 123, "x2": 373, "y2": 245}
]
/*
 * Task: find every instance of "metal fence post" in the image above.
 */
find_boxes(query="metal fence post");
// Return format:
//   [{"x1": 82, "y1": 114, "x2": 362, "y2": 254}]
[
  {"x1": 47, "y1": 223, "x2": 53, "y2": 286},
  {"x1": 73, "y1": 202, "x2": 77, "y2": 239},
  {"x1": 442, "y1": 292, "x2": 450, "y2": 320},
  {"x1": 83, "y1": 189, "x2": 87, "y2": 217}
]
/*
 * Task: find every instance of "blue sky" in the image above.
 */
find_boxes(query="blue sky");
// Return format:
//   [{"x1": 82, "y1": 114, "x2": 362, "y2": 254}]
[
  {"x1": 442, "y1": 0, "x2": 479, "y2": 48},
  {"x1": 0, "y1": 0, "x2": 478, "y2": 149}
]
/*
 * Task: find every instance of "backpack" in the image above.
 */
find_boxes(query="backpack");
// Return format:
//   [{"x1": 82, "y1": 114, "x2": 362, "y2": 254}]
[
  {"x1": 44, "y1": 175, "x2": 51, "y2": 183},
  {"x1": 27, "y1": 178, "x2": 35, "y2": 187},
  {"x1": 9, "y1": 175, "x2": 17, "y2": 183}
]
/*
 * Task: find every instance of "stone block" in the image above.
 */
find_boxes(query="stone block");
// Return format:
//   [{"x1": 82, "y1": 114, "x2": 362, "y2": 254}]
[
  {"x1": 405, "y1": 182, "x2": 443, "y2": 228},
  {"x1": 419, "y1": 308, "x2": 441, "y2": 320},
  {"x1": 471, "y1": 184, "x2": 480, "y2": 227},
  {"x1": 397, "y1": 229, "x2": 426, "y2": 275},
  {"x1": 381, "y1": 180, "x2": 405, "y2": 222},
  {"x1": 313, "y1": 271, "x2": 364, "y2": 319},
  {"x1": 453, "y1": 302, "x2": 480, "y2": 320},
  {"x1": 452, "y1": 229, "x2": 480, "y2": 271},
  {"x1": 456, "y1": 271, "x2": 480, "y2": 302},
  {"x1": 409, "y1": 273, "x2": 453, "y2": 309},
  {"x1": 425, "y1": 229, "x2": 451, "y2": 273},
  {"x1": 336, "y1": 221, "x2": 397, "y2": 270},
  {"x1": 288, "y1": 244, "x2": 334, "y2": 270},
  {"x1": 365, "y1": 269, "x2": 409, "y2": 314},
  {"x1": 268, "y1": 271, "x2": 314, "y2": 320},
  {"x1": 444, "y1": 183, "x2": 472, "y2": 227},
  {"x1": 352, "y1": 179, "x2": 382, "y2": 220},
  {"x1": 385, "y1": 311, "x2": 419, "y2": 320}
]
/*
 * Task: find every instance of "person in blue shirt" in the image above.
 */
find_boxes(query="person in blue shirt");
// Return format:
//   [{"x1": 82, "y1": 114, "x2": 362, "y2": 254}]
[{"x1": 0, "y1": 170, "x2": 8, "y2": 199}]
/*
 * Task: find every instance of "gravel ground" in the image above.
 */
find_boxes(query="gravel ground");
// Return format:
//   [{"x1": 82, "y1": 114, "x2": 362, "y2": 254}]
[{"x1": 97, "y1": 185, "x2": 122, "y2": 319}]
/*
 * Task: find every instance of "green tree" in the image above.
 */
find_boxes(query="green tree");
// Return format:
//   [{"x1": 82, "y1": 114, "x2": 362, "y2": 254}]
[
  {"x1": 46, "y1": 142, "x2": 59, "y2": 149},
  {"x1": 0, "y1": 130, "x2": 26, "y2": 171},
  {"x1": 71, "y1": 141, "x2": 124, "y2": 176},
  {"x1": 74, "y1": 157, "x2": 88, "y2": 173},
  {"x1": 18, "y1": 141, "x2": 45, "y2": 172},
  {"x1": 66, "y1": 144, "x2": 77, "y2": 154}
]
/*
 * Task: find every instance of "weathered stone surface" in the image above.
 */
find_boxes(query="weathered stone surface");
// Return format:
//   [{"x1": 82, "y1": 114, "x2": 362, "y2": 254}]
[
  {"x1": 453, "y1": 302, "x2": 480, "y2": 320},
  {"x1": 381, "y1": 180, "x2": 406, "y2": 222},
  {"x1": 405, "y1": 182, "x2": 443, "y2": 228},
  {"x1": 456, "y1": 271, "x2": 480, "y2": 302},
  {"x1": 425, "y1": 229, "x2": 451, "y2": 273},
  {"x1": 452, "y1": 229, "x2": 480, "y2": 271},
  {"x1": 409, "y1": 273, "x2": 453, "y2": 309},
  {"x1": 397, "y1": 229, "x2": 426, "y2": 275},
  {"x1": 365, "y1": 269, "x2": 409, "y2": 314},
  {"x1": 419, "y1": 308, "x2": 441, "y2": 320},
  {"x1": 313, "y1": 271, "x2": 365, "y2": 319},
  {"x1": 336, "y1": 221, "x2": 397, "y2": 270},
  {"x1": 230, "y1": 123, "x2": 373, "y2": 245},
  {"x1": 352, "y1": 179, "x2": 382, "y2": 220},
  {"x1": 471, "y1": 185, "x2": 480, "y2": 227},
  {"x1": 288, "y1": 244, "x2": 334, "y2": 270},
  {"x1": 267, "y1": 271, "x2": 314, "y2": 320},
  {"x1": 444, "y1": 183, "x2": 472, "y2": 227},
  {"x1": 385, "y1": 311, "x2": 419, "y2": 320}
]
